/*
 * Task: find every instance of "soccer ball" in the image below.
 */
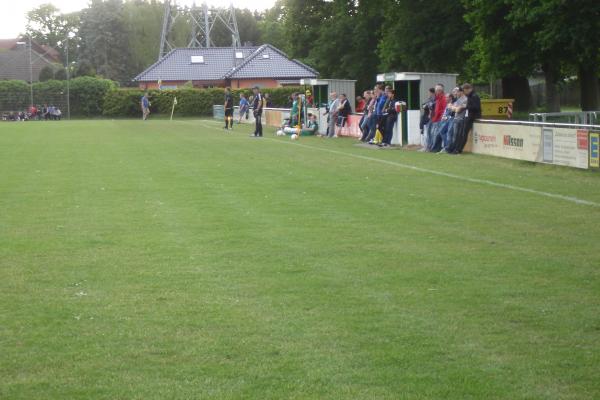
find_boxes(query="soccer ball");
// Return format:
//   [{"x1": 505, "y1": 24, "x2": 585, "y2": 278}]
[
  {"x1": 291, "y1": 134, "x2": 298, "y2": 140},
  {"x1": 276, "y1": 130, "x2": 284, "y2": 136}
]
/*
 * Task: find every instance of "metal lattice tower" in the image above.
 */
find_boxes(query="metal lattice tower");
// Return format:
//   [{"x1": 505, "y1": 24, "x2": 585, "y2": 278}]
[{"x1": 158, "y1": 1, "x2": 241, "y2": 61}]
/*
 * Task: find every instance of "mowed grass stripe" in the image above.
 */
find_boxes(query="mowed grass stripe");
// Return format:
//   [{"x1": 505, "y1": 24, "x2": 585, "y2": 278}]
[
  {"x1": 193, "y1": 119, "x2": 600, "y2": 207},
  {"x1": 0, "y1": 120, "x2": 599, "y2": 399}
]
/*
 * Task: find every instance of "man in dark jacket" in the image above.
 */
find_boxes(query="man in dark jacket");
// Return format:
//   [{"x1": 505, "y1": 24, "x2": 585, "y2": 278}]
[
  {"x1": 420, "y1": 88, "x2": 435, "y2": 135},
  {"x1": 335, "y1": 93, "x2": 352, "y2": 137},
  {"x1": 455, "y1": 83, "x2": 481, "y2": 153},
  {"x1": 380, "y1": 89, "x2": 398, "y2": 147},
  {"x1": 251, "y1": 86, "x2": 263, "y2": 137}
]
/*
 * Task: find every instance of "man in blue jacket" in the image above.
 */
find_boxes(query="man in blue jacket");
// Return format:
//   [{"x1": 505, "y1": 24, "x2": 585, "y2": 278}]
[{"x1": 365, "y1": 84, "x2": 385, "y2": 143}]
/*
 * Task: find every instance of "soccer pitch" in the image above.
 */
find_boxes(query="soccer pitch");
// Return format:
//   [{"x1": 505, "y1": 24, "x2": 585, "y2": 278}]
[{"x1": 1, "y1": 119, "x2": 599, "y2": 399}]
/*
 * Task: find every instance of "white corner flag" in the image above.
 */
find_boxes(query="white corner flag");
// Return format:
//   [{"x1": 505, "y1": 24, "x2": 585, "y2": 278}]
[{"x1": 170, "y1": 97, "x2": 178, "y2": 121}]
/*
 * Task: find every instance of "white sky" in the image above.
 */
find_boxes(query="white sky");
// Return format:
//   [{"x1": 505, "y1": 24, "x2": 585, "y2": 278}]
[{"x1": 0, "y1": 0, "x2": 276, "y2": 38}]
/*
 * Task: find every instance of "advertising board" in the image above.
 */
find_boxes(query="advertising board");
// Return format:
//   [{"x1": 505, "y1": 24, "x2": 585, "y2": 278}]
[
  {"x1": 472, "y1": 123, "x2": 590, "y2": 169},
  {"x1": 471, "y1": 123, "x2": 542, "y2": 162},
  {"x1": 590, "y1": 132, "x2": 599, "y2": 168}
]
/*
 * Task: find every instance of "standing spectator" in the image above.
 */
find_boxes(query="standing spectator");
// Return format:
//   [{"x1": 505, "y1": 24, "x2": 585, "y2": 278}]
[
  {"x1": 380, "y1": 89, "x2": 399, "y2": 147},
  {"x1": 335, "y1": 93, "x2": 352, "y2": 137},
  {"x1": 455, "y1": 83, "x2": 481, "y2": 153},
  {"x1": 251, "y1": 86, "x2": 263, "y2": 137},
  {"x1": 361, "y1": 88, "x2": 378, "y2": 142},
  {"x1": 223, "y1": 87, "x2": 234, "y2": 130},
  {"x1": 358, "y1": 91, "x2": 371, "y2": 140},
  {"x1": 238, "y1": 93, "x2": 249, "y2": 124},
  {"x1": 28, "y1": 105, "x2": 37, "y2": 120},
  {"x1": 447, "y1": 86, "x2": 467, "y2": 154},
  {"x1": 355, "y1": 95, "x2": 366, "y2": 113},
  {"x1": 325, "y1": 92, "x2": 339, "y2": 138},
  {"x1": 305, "y1": 90, "x2": 314, "y2": 107},
  {"x1": 365, "y1": 84, "x2": 385, "y2": 143},
  {"x1": 290, "y1": 93, "x2": 300, "y2": 127},
  {"x1": 420, "y1": 88, "x2": 435, "y2": 139},
  {"x1": 141, "y1": 93, "x2": 150, "y2": 121},
  {"x1": 369, "y1": 85, "x2": 388, "y2": 144},
  {"x1": 427, "y1": 84, "x2": 447, "y2": 152},
  {"x1": 264, "y1": 93, "x2": 273, "y2": 108}
]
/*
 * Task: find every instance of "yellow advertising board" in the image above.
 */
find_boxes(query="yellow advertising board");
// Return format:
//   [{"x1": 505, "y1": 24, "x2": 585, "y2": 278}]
[
  {"x1": 481, "y1": 99, "x2": 514, "y2": 119},
  {"x1": 590, "y1": 132, "x2": 600, "y2": 168}
]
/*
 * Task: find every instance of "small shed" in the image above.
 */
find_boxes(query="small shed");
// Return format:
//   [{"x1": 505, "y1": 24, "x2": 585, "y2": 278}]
[
  {"x1": 376, "y1": 72, "x2": 458, "y2": 145},
  {"x1": 300, "y1": 79, "x2": 356, "y2": 110}
]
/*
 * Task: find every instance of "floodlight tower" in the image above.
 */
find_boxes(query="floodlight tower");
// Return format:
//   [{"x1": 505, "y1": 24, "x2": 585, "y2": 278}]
[
  {"x1": 158, "y1": 0, "x2": 178, "y2": 60},
  {"x1": 158, "y1": 1, "x2": 242, "y2": 61}
]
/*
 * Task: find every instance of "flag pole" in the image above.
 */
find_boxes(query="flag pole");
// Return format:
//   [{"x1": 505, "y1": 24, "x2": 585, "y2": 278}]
[{"x1": 170, "y1": 97, "x2": 177, "y2": 121}]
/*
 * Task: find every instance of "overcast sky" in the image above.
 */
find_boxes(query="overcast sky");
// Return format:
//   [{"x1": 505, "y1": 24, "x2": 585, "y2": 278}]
[{"x1": 0, "y1": 0, "x2": 276, "y2": 38}]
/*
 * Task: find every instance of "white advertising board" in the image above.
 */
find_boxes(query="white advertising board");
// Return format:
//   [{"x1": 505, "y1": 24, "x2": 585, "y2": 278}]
[
  {"x1": 472, "y1": 123, "x2": 543, "y2": 162},
  {"x1": 545, "y1": 128, "x2": 589, "y2": 169},
  {"x1": 471, "y1": 123, "x2": 589, "y2": 169}
]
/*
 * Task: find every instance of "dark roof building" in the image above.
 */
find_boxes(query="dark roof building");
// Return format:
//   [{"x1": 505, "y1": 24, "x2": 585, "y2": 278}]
[
  {"x1": 0, "y1": 38, "x2": 61, "y2": 82},
  {"x1": 134, "y1": 44, "x2": 318, "y2": 89}
]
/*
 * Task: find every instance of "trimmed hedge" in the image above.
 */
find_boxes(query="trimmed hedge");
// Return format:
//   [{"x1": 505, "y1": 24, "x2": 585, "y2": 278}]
[
  {"x1": 69, "y1": 77, "x2": 117, "y2": 116},
  {"x1": 0, "y1": 77, "x2": 116, "y2": 116},
  {"x1": 102, "y1": 89, "x2": 145, "y2": 117},
  {"x1": 102, "y1": 86, "x2": 303, "y2": 117},
  {"x1": 0, "y1": 80, "x2": 30, "y2": 111},
  {"x1": 1, "y1": 77, "x2": 302, "y2": 117}
]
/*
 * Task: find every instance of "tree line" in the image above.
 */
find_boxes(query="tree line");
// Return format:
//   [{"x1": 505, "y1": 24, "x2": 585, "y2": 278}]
[{"x1": 24, "y1": 0, "x2": 599, "y2": 111}]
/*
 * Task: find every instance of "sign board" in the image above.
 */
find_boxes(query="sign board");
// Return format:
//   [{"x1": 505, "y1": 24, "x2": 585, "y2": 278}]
[
  {"x1": 589, "y1": 132, "x2": 599, "y2": 168},
  {"x1": 481, "y1": 99, "x2": 515, "y2": 119},
  {"x1": 550, "y1": 128, "x2": 588, "y2": 169},
  {"x1": 542, "y1": 128, "x2": 553, "y2": 162},
  {"x1": 472, "y1": 123, "x2": 590, "y2": 169},
  {"x1": 472, "y1": 123, "x2": 542, "y2": 162}
]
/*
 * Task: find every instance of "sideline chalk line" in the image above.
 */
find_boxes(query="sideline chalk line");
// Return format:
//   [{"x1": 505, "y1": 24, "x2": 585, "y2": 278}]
[{"x1": 182, "y1": 119, "x2": 600, "y2": 208}]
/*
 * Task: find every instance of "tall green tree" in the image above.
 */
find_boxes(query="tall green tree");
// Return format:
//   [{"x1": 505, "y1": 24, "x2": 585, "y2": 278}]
[
  {"x1": 307, "y1": 0, "x2": 384, "y2": 90},
  {"x1": 464, "y1": 0, "x2": 536, "y2": 111},
  {"x1": 25, "y1": 3, "x2": 80, "y2": 62},
  {"x1": 122, "y1": 0, "x2": 164, "y2": 72},
  {"x1": 78, "y1": 0, "x2": 135, "y2": 83},
  {"x1": 378, "y1": 0, "x2": 471, "y2": 74},
  {"x1": 279, "y1": 0, "x2": 330, "y2": 62},
  {"x1": 510, "y1": 0, "x2": 599, "y2": 111},
  {"x1": 257, "y1": 1, "x2": 287, "y2": 50}
]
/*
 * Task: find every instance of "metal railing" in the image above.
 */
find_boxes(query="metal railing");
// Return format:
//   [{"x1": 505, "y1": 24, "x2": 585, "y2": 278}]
[
  {"x1": 529, "y1": 111, "x2": 599, "y2": 125},
  {"x1": 479, "y1": 118, "x2": 600, "y2": 130}
]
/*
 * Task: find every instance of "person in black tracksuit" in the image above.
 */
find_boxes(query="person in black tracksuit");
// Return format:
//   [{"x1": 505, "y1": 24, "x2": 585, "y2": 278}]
[
  {"x1": 456, "y1": 83, "x2": 481, "y2": 153},
  {"x1": 251, "y1": 86, "x2": 263, "y2": 137},
  {"x1": 223, "y1": 88, "x2": 234, "y2": 130}
]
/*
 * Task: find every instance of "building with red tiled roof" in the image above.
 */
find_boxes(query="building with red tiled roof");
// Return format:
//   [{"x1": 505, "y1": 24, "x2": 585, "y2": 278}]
[{"x1": 0, "y1": 38, "x2": 61, "y2": 82}]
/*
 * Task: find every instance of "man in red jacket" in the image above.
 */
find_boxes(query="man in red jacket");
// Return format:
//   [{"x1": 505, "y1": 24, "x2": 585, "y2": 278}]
[{"x1": 426, "y1": 84, "x2": 447, "y2": 152}]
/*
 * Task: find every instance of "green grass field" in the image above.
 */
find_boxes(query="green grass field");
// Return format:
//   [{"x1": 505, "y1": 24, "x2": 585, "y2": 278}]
[{"x1": 1, "y1": 119, "x2": 599, "y2": 399}]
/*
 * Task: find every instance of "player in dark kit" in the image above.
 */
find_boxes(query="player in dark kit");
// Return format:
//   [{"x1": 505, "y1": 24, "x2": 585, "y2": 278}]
[
  {"x1": 223, "y1": 87, "x2": 234, "y2": 130},
  {"x1": 251, "y1": 86, "x2": 263, "y2": 137}
]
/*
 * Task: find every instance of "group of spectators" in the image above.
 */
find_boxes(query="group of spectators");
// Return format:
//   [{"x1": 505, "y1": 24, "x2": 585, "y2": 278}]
[
  {"x1": 223, "y1": 82, "x2": 481, "y2": 151},
  {"x1": 420, "y1": 83, "x2": 481, "y2": 154},
  {"x1": 356, "y1": 84, "x2": 401, "y2": 148},
  {"x1": 2, "y1": 104, "x2": 62, "y2": 122}
]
